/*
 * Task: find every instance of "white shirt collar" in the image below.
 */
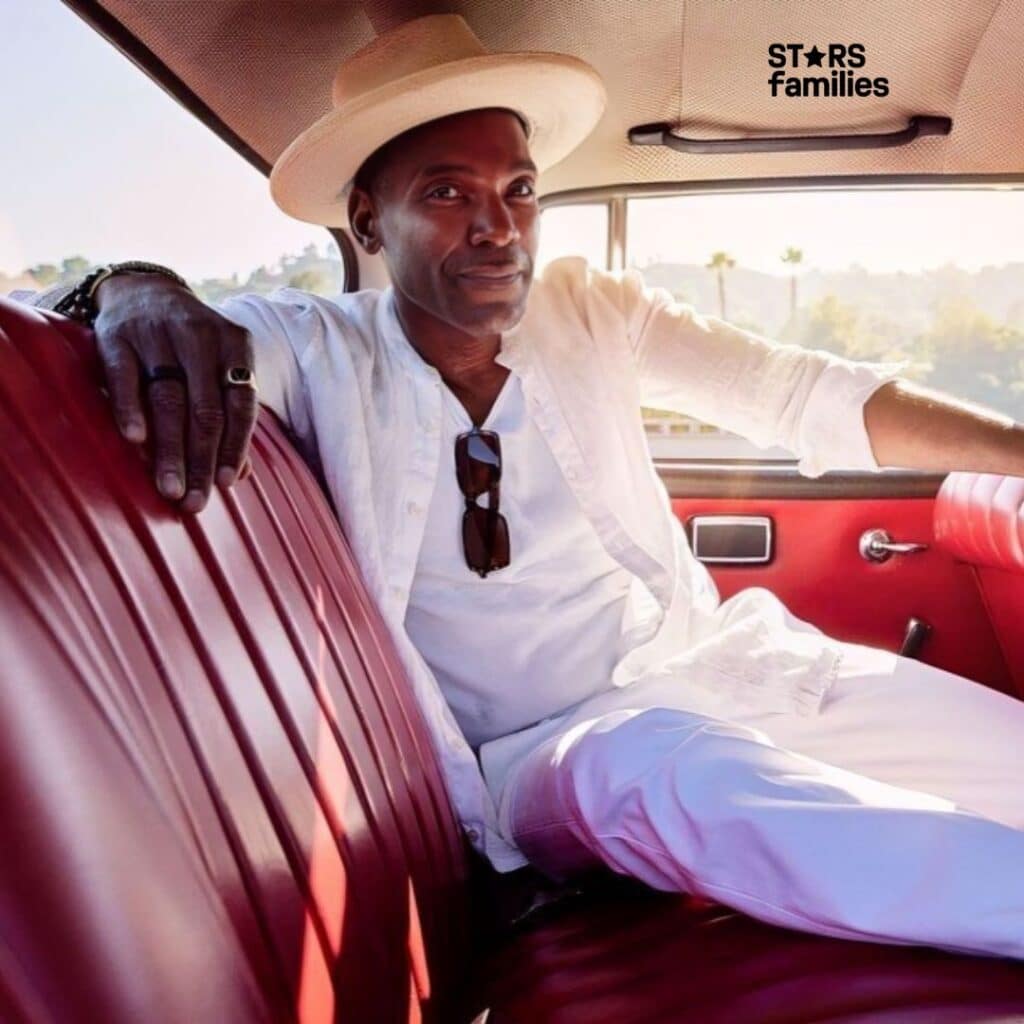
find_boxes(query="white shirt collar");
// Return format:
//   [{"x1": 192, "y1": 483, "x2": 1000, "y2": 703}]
[{"x1": 380, "y1": 284, "x2": 530, "y2": 380}]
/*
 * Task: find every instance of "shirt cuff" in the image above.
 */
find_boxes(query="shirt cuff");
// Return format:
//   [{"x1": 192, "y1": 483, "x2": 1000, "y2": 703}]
[{"x1": 796, "y1": 356, "x2": 909, "y2": 478}]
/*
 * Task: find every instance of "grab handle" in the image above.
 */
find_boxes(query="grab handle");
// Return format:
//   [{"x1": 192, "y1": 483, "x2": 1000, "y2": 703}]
[{"x1": 628, "y1": 115, "x2": 951, "y2": 155}]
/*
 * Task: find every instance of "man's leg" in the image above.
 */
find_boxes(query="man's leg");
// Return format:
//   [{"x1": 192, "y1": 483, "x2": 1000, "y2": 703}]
[
  {"x1": 734, "y1": 641, "x2": 1024, "y2": 829},
  {"x1": 503, "y1": 682, "x2": 1024, "y2": 960}
]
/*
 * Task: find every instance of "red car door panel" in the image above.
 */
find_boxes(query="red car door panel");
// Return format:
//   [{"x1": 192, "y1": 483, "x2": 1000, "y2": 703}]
[{"x1": 668, "y1": 489, "x2": 1013, "y2": 695}]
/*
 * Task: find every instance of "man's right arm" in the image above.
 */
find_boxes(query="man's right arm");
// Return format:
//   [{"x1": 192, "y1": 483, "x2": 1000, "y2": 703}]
[{"x1": 87, "y1": 272, "x2": 262, "y2": 513}]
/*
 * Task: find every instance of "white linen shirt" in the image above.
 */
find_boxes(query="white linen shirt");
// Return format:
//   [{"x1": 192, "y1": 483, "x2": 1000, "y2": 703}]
[
  {"x1": 219, "y1": 256, "x2": 906, "y2": 872},
  {"x1": 404, "y1": 370, "x2": 636, "y2": 749}
]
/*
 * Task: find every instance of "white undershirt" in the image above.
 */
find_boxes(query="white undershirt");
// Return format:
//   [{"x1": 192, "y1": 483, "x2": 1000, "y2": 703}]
[{"x1": 403, "y1": 370, "x2": 634, "y2": 750}]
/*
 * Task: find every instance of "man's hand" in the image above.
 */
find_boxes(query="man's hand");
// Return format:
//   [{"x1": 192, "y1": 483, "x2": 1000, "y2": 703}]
[{"x1": 93, "y1": 272, "x2": 258, "y2": 513}]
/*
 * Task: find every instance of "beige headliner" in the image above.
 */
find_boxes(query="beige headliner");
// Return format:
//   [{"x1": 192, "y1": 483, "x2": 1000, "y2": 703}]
[{"x1": 90, "y1": 0, "x2": 1024, "y2": 197}]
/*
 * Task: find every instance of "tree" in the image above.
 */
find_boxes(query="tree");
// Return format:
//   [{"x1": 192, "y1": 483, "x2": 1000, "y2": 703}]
[
  {"x1": 781, "y1": 246, "x2": 803, "y2": 317},
  {"x1": 795, "y1": 294, "x2": 860, "y2": 358},
  {"x1": 288, "y1": 268, "x2": 332, "y2": 295},
  {"x1": 28, "y1": 263, "x2": 59, "y2": 287},
  {"x1": 705, "y1": 251, "x2": 735, "y2": 319},
  {"x1": 913, "y1": 295, "x2": 1024, "y2": 417},
  {"x1": 60, "y1": 256, "x2": 90, "y2": 281}
]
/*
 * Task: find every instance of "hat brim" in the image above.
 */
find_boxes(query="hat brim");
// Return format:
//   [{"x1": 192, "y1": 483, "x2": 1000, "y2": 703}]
[{"x1": 269, "y1": 52, "x2": 607, "y2": 227}]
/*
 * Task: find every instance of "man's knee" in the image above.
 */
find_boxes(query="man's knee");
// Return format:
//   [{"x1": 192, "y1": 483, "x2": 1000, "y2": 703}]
[{"x1": 558, "y1": 707, "x2": 778, "y2": 836}]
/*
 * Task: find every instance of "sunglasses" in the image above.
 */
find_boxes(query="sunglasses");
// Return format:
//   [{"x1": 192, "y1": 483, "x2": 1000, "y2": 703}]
[{"x1": 454, "y1": 427, "x2": 510, "y2": 577}]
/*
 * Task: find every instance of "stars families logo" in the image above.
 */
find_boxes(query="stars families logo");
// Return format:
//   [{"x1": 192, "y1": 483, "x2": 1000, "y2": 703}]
[{"x1": 768, "y1": 43, "x2": 890, "y2": 98}]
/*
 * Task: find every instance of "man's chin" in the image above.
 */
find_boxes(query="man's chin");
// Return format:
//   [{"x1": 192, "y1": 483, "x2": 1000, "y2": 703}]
[
  {"x1": 448, "y1": 290, "x2": 530, "y2": 336},
  {"x1": 465, "y1": 303, "x2": 526, "y2": 335}
]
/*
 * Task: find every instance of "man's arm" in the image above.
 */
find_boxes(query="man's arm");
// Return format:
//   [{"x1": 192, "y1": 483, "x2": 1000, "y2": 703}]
[
  {"x1": 864, "y1": 379, "x2": 1024, "y2": 476},
  {"x1": 24, "y1": 272, "x2": 263, "y2": 512},
  {"x1": 24, "y1": 270, "x2": 324, "y2": 511},
  {"x1": 609, "y1": 265, "x2": 904, "y2": 478},
  {"x1": 90, "y1": 272, "x2": 259, "y2": 512},
  {"x1": 598, "y1": 262, "x2": 1024, "y2": 480}
]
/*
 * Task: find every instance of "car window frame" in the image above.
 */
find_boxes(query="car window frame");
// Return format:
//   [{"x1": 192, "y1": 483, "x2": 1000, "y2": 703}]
[
  {"x1": 540, "y1": 173, "x2": 1024, "y2": 477},
  {"x1": 58, "y1": 0, "x2": 358, "y2": 294}
]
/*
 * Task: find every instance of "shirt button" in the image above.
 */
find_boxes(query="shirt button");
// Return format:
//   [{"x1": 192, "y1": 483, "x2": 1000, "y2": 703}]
[
  {"x1": 406, "y1": 500, "x2": 424, "y2": 517},
  {"x1": 565, "y1": 466, "x2": 580, "y2": 482},
  {"x1": 466, "y1": 827, "x2": 481, "y2": 842}
]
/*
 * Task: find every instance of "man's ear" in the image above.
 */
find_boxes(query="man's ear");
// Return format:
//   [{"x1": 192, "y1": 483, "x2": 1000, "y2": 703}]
[{"x1": 347, "y1": 187, "x2": 382, "y2": 254}]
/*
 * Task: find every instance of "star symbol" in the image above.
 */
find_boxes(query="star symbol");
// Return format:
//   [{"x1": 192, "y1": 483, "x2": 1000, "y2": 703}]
[{"x1": 805, "y1": 45, "x2": 825, "y2": 67}]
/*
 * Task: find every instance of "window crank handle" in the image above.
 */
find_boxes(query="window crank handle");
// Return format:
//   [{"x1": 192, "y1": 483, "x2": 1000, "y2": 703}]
[
  {"x1": 856, "y1": 532, "x2": 929, "y2": 565},
  {"x1": 859, "y1": 528, "x2": 929, "y2": 563}
]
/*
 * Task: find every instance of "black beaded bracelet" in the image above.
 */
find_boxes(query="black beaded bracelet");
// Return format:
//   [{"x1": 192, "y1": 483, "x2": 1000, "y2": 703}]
[{"x1": 54, "y1": 261, "x2": 191, "y2": 326}]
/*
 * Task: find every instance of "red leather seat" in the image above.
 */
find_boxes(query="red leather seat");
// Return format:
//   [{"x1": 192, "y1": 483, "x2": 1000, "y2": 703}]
[
  {"x1": 2, "y1": 297, "x2": 1023, "y2": 1022},
  {"x1": 482, "y1": 878, "x2": 1024, "y2": 1022},
  {"x1": 934, "y1": 473, "x2": 1024, "y2": 573},
  {"x1": 934, "y1": 472, "x2": 1024, "y2": 696},
  {"x1": 0, "y1": 298, "x2": 474, "y2": 1022}
]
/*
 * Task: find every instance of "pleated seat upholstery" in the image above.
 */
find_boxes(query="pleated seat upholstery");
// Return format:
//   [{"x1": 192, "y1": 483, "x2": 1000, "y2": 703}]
[
  {"x1": 2, "y1": 296, "x2": 1024, "y2": 1023},
  {"x1": 0, "y1": 298, "x2": 474, "y2": 1023},
  {"x1": 480, "y1": 877, "x2": 1024, "y2": 1022},
  {"x1": 934, "y1": 472, "x2": 1024, "y2": 697}
]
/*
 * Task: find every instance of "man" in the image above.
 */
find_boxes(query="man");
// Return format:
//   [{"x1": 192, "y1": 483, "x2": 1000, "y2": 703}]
[{"x1": 40, "y1": 14, "x2": 1024, "y2": 958}]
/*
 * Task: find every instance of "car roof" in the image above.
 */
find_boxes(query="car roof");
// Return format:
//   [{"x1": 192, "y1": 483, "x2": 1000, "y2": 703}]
[{"x1": 68, "y1": 1, "x2": 1024, "y2": 196}]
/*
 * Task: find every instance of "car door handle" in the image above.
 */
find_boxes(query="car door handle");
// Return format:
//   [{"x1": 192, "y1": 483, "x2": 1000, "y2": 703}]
[{"x1": 859, "y1": 528, "x2": 929, "y2": 563}]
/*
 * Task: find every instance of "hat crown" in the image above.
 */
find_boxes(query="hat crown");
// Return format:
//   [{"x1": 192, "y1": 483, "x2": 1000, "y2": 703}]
[{"x1": 332, "y1": 14, "x2": 488, "y2": 108}]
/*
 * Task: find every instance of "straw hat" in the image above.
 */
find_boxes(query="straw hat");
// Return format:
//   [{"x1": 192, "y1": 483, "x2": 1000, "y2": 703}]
[{"x1": 269, "y1": 14, "x2": 607, "y2": 227}]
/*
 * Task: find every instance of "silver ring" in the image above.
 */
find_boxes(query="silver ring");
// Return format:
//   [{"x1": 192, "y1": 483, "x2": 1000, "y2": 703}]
[{"x1": 223, "y1": 366, "x2": 257, "y2": 391}]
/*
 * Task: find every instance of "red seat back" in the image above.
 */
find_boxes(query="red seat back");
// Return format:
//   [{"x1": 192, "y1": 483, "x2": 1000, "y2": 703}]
[
  {"x1": 0, "y1": 298, "x2": 474, "y2": 1022},
  {"x1": 934, "y1": 471, "x2": 1024, "y2": 697}
]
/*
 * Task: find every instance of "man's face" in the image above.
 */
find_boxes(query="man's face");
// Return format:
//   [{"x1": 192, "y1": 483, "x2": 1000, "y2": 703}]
[{"x1": 349, "y1": 108, "x2": 540, "y2": 336}]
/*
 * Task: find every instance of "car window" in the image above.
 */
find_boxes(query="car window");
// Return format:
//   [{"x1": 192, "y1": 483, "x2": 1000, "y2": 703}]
[
  {"x1": 0, "y1": 2, "x2": 343, "y2": 303},
  {"x1": 627, "y1": 188, "x2": 1024, "y2": 462},
  {"x1": 536, "y1": 203, "x2": 609, "y2": 273}
]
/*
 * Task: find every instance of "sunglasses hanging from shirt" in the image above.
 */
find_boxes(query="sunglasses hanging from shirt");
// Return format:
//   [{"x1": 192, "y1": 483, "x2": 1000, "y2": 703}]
[{"x1": 455, "y1": 426, "x2": 510, "y2": 577}]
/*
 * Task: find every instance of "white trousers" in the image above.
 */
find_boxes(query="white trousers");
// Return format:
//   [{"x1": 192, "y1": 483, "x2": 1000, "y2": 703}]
[{"x1": 500, "y1": 640, "x2": 1024, "y2": 960}]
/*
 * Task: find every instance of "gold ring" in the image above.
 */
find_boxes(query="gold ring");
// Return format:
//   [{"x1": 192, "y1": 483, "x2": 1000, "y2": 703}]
[{"x1": 223, "y1": 366, "x2": 257, "y2": 390}]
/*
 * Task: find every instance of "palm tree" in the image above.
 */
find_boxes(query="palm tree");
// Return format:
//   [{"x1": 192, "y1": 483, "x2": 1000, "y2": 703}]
[
  {"x1": 781, "y1": 246, "x2": 804, "y2": 318},
  {"x1": 706, "y1": 251, "x2": 735, "y2": 319}
]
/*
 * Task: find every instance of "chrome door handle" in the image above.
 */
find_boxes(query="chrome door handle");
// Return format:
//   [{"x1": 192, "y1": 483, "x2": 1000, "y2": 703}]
[{"x1": 859, "y1": 528, "x2": 929, "y2": 563}]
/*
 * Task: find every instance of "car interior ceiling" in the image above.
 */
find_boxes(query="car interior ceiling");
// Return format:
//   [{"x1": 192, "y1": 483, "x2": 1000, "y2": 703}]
[{"x1": 68, "y1": 0, "x2": 1024, "y2": 294}]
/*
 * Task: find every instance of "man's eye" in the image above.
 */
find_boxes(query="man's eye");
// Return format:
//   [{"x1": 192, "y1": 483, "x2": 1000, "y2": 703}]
[
  {"x1": 427, "y1": 185, "x2": 460, "y2": 199},
  {"x1": 509, "y1": 181, "x2": 536, "y2": 197}
]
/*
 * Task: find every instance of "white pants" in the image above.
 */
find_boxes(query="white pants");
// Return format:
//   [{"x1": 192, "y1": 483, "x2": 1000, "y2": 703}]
[{"x1": 500, "y1": 641, "x2": 1024, "y2": 960}]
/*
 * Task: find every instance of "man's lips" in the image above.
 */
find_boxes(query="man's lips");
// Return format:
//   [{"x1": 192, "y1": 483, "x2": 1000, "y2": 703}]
[
  {"x1": 455, "y1": 263, "x2": 524, "y2": 281},
  {"x1": 455, "y1": 265, "x2": 525, "y2": 291}
]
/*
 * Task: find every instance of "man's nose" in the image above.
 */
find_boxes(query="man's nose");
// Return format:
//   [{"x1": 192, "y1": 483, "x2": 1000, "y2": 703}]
[{"x1": 468, "y1": 193, "x2": 520, "y2": 248}]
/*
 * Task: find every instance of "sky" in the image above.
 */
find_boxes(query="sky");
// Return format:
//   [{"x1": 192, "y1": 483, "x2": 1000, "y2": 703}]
[
  {"x1": 0, "y1": 0, "x2": 325, "y2": 280},
  {"x1": 2, "y1": 0, "x2": 1022, "y2": 282},
  {"x1": 625, "y1": 189, "x2": 1024, "y2": 275}
]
